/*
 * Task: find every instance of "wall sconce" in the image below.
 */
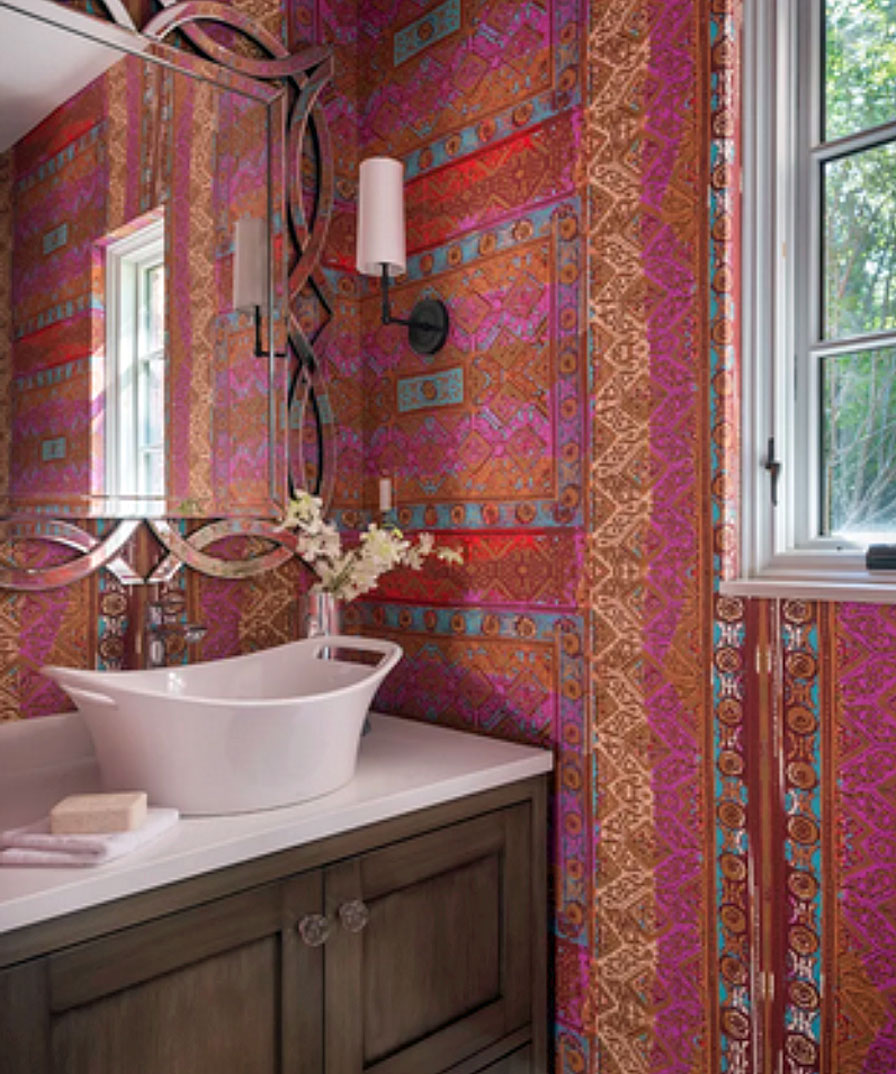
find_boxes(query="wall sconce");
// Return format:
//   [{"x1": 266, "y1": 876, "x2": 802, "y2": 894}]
[
  {"x1": 233, "y1": 215, "x2": 282, "y2": 358},
  {"x1": 356, "y1": 156, "x2": 449, "y2": 356}
]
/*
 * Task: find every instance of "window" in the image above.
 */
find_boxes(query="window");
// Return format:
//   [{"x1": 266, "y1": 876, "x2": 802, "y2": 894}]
[
  {"x1": 732, "y1": 0, "x2": 896, "y2": 601},
  {"x1": 105, "y1": 217, "x2": 166, "y2": 513}
]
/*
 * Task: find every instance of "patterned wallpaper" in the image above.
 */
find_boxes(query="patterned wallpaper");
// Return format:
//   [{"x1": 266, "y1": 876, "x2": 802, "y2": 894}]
[
  {"x1": 1, "y1": 2, "x2": 894, "y2": 1073},
  {"x1": 353, "y1": 0, "x2": 587, "y2": 746},
  {"x1": 10, "y1": 78, "x2": 105, "y2": 510},
  {"x1": 585, "y1": 2, "x2": 709, "y2": 1070},
  {"x1": 345, "y1": 6, "x2": 592, "y2": 1074}
]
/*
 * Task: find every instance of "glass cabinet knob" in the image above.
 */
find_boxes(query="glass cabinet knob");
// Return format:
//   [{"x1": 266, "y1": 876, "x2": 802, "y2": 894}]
[
  {"x1": 338, "y1": 899, "x2": 370, "y2": 933},
  {"x1": 297, "y1": 913, "x2": 331, "y2": 947}
]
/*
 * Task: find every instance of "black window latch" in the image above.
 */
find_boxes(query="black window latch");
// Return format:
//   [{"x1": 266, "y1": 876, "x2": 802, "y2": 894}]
[{"x1": 763, "y1": 436, "x2": 781, "y2": 506}]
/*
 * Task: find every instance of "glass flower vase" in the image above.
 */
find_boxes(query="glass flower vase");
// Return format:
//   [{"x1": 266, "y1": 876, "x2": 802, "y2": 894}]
[{"x1": 300, "y1": 587, "x2": 342, "y2": 638}]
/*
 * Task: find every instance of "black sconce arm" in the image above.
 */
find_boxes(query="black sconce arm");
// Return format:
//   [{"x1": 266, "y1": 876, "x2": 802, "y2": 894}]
[
  {"x1": 378, "y1": 264, "x2": 449, "y2": 355},
  {"x1": 252, "y1": 305, "x2": 288, "y2": 360}
]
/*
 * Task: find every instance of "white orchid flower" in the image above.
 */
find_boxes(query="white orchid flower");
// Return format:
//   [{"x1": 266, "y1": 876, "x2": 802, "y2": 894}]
[{"x1": 277, "y1": 493, "x2": 463, "y2": 599}]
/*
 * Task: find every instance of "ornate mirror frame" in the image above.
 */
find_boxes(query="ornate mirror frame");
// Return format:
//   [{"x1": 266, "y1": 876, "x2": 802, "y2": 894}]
[{"x1": 0, "y1": 0, "x2": 335, "y2": 590}]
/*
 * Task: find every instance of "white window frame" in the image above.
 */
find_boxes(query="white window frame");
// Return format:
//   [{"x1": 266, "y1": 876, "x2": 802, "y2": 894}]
[
  {"x1": 725, "y1": 0, "x2": 896, "y2": 603},
  {"x1": 104, "y1": 217, "x2": 166, "y2": 515}
]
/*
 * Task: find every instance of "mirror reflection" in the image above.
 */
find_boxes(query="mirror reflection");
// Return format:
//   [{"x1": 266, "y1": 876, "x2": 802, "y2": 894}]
[{"x1": 0, "y1": 4, "x2": 286, "y2": 519}]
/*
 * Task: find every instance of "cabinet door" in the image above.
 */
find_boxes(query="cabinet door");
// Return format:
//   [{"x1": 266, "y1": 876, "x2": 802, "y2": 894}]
[
  {"x1": 0, "y1": 873, "x2": 324, "y2": 1074},
  {"x1": 324, "y1": 803, "x2": 533, "y2": 1074}
]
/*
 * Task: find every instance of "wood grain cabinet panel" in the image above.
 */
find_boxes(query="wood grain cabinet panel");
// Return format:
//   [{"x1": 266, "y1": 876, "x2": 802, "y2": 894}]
[
  {"x1": 0, "y1": 778, "x2": 547, "y2": 1074},
  {"x1": 50, "y1": 937, "x2": 280, "y2": 1074},
  {"x1": 325, "y1": 806, "x2": 532, "y2": 1074}
]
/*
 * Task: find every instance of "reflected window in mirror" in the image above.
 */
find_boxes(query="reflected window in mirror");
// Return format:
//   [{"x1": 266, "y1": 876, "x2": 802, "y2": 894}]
[{"x1": 103, "y1": 212, "x2": 166, "y2": 514}]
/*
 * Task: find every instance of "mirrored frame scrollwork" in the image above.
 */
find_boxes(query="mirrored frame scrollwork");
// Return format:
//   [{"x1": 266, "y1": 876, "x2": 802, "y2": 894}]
[{"x1": 0, "y1": 0, "x2": 335, "y2": 590}]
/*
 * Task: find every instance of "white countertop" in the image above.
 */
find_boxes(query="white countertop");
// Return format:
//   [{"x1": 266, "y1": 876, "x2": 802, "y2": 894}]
[{"x1": 0, "y1": 714, "x2": 552, "y2": 936}]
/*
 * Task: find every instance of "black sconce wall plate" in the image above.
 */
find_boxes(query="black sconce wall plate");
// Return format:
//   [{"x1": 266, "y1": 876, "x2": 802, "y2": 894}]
[{"x1": 407, "y1": 298, "x2": 450, "y2": 355}]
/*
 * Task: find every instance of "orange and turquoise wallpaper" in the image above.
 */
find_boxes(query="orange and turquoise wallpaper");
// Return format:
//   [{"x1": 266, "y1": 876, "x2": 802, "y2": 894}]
[
  {"x1": 343, "y1": 2, "x2": 594, "y2": 1070},
  {"x1": 1, "y1": 2, "x2": 895, "y2": 1072},
  {"x1": 353, "y1": 0, "x2": 587, "y2": 752}
]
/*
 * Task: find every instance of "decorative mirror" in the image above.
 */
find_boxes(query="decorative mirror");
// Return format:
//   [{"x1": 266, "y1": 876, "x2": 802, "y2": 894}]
[{"x1": 0, "y1": 0, "x2": 335, "y2": 588}]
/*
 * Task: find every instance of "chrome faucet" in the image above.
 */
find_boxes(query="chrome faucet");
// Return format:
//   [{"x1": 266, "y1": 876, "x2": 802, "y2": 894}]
[{"x1": 145, "y1": 600, "x2": 207, "y2": 669}]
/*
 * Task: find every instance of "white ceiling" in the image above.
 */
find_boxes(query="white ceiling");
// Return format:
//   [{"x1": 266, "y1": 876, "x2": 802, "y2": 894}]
[{"x1": 0, "y1": 5, "x2": 126, "y2": 152}]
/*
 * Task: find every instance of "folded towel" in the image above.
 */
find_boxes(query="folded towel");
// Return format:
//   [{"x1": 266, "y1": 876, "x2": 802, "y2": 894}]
[{"x1": 0, "y1": 807, "x2": 179, "y2": 867}]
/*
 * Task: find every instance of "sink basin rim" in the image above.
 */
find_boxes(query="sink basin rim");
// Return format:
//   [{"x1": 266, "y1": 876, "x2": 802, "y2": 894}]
[{"x1": 42, "y1": 634, "x2": 401, "y2": 708}]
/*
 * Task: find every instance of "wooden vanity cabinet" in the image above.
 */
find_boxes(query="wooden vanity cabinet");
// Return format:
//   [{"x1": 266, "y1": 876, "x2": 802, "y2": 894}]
[
  {"x1": 1, "y1": 877, "x2": 319, "y2": 1074},
  {"x1": 0, "y1": 777, "x2": 547, "y2": 1074}
]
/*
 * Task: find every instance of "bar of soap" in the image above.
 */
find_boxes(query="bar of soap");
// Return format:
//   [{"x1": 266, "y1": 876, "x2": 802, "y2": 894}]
[{"x1": 50, "y1": 792, "x2": 148, "y2": 835}]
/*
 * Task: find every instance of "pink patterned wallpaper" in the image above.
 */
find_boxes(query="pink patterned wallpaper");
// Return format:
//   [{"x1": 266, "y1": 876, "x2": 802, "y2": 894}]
[{"x1": 346, "y1": 10, "x2": 590, "y2": 1071}]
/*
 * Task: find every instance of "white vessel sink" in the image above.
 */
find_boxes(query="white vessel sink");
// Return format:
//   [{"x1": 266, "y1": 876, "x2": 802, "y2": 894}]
[{"x1": 42, "y1": 636, "x2": 402, "y2": 815}]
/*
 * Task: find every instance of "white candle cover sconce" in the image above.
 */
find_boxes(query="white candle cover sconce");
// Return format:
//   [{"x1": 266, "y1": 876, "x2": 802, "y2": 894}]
[{"x1": 356, "y1": 156, "x2": 449, "y2": 356}]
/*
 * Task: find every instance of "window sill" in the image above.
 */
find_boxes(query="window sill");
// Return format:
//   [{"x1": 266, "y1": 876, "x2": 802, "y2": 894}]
[{"x1": 720, "y1": 569, "x2": 896, "y2": 605}]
